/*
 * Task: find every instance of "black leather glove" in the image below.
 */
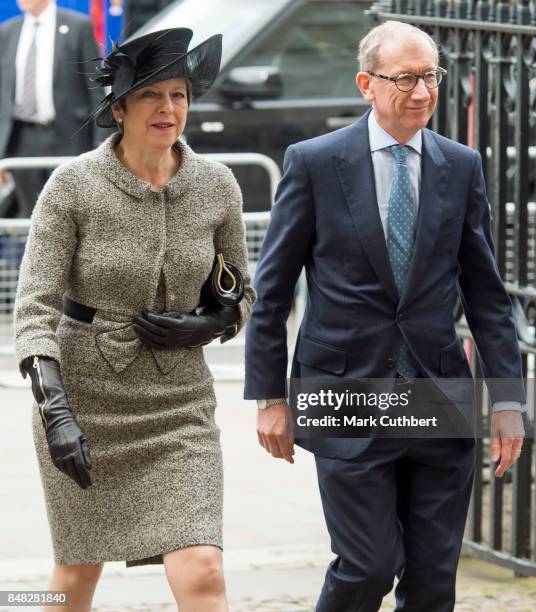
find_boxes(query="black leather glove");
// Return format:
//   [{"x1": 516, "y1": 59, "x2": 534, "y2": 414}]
[
  {"x1": 21, "y1": 356, "x2": 92, "y2": 489},
  {"x1": 133, "y1": 305, "x2": 240, "y2": 350}
]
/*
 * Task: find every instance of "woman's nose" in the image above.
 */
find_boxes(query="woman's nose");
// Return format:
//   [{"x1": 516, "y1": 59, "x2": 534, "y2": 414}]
[{"x1": 159, "y1": 95, "x2": 174, "y2": 112}]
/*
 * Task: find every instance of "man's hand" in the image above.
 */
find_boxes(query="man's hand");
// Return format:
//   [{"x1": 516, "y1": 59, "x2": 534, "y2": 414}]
[
  {"x1": 0, "y1": 170, "x2": 8, "y2": 185},
  {"x1": 491, "y1": 410, "x2": 525, "y2": 478},
  {"x1": 257, "y1": 402, "x2": 295, "y2": 464}
]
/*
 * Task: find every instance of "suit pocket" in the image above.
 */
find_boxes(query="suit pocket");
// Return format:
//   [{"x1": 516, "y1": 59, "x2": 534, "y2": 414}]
[
  {"x1": 296, "y1": 335, "x2": 346, "y2": 375},
  {"x1": 439, "y1": 337, "x2": 467, "y2": 375}
]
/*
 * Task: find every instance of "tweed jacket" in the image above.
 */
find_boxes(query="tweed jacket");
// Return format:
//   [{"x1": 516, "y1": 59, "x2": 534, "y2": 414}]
[{"x1": 15, "y1": 133, "x2": 255, "y2": 376}]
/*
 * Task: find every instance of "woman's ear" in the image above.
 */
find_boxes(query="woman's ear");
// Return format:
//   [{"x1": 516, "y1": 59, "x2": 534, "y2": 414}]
[{"x1": 111, "y1": 101, "x2": 123, "y2": 124}]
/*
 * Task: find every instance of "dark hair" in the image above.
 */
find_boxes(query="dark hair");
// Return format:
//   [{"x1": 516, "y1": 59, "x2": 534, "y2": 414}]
[{"x1": 185, "y1": 80, "x2": 192, "y2": 105}]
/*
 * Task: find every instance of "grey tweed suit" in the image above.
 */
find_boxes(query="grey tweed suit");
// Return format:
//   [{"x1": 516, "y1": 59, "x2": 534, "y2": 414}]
[{"x1": 14, "y1": 132, "x2": 255, "y2": 566}]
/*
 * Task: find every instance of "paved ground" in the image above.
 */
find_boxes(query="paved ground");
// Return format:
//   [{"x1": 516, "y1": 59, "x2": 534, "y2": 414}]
[{"x1": 1, "y1": 353, "x2": 535, "y2": 610}]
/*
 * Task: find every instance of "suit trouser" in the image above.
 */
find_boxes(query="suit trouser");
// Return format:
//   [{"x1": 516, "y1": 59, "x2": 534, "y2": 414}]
[
  {"x1": 6, "y1": 120, "x2": 55, "y2": 218},
  {"x1": 314, "y1": 437, "x2": 475, "y2": 612}
]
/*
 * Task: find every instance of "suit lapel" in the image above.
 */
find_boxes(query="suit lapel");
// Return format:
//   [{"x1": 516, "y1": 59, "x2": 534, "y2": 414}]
[
  {"x1": 333, "y1": 111, "x2": 399, "y2": 305},
  {"x1": 6, "y1": 19, "x2": 23, "y2": 102},
  {"x1": 399, "y1": 129, "x2": 450, "y2": 308}
]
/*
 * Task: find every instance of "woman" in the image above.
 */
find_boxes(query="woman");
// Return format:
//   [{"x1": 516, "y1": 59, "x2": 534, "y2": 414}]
[{"x1": 14, "y1": 28, "x2": 255, "y2": 612}]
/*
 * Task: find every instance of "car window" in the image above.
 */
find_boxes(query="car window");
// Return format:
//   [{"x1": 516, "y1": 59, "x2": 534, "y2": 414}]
[
  {"x1": 135, "y1": 0, "x2": 293, "y2": 67},
  {"x1": 236, "y1": 1, "x2": 368, "y2": 99}
]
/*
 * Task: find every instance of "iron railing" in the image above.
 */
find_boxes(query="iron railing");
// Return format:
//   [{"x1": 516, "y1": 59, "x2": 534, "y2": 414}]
[{"x1": 369, "y1": 0, "x2": 536, "y2": 575}]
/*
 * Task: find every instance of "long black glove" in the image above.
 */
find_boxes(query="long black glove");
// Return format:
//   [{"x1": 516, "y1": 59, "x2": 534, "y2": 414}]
[
  {"x1": 21, "y1": 356, "x2": 92, "y2": 489},
  {"x1": 133, "y1": 305, "x2": 240, "y2": 349}
]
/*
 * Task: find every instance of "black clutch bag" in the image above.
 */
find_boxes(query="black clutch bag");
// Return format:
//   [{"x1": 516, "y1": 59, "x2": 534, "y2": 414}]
[{"x1": 199, "y1": 253, "x2": 245, "y2": 308}]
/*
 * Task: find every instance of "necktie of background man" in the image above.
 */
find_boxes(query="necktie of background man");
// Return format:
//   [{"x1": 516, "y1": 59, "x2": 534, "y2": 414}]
[{"x1": 17, "y1": 21, "x2": 39, "y2": 121}]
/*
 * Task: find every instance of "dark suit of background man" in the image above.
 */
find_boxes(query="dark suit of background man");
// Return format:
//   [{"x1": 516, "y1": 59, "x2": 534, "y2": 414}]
[
  {"x1": 0, "y1": 0, "x2": 103, "y2": 217},
  {"x1": 123, "y1": 0, "x2": 173, "y2": 38},
  {"x1": 245, "y1": 20, "x2": 526, "y2": 612}
]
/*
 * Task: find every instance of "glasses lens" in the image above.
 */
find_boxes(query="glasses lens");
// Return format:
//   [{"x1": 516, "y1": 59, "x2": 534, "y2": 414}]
[
  {"x1": 424, "y1": 70, "x2": 441, "y2": 88},
  {"x1": 395, "y1": 74, "x2": 417, "y2": 92}
]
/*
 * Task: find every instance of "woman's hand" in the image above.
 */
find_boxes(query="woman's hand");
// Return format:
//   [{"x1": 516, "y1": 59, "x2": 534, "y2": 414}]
[
  {"x1": 21, "y1": 356, "x2": 92, "y2": 489},
  {"x1": 133, "y1": 306, "x2": 239, "y2": 349}
]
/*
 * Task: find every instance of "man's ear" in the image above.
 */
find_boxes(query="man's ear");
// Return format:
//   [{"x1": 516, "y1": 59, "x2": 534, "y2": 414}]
[{"x1": 356, "y1": 72, "x2": 374, "y2": 102}]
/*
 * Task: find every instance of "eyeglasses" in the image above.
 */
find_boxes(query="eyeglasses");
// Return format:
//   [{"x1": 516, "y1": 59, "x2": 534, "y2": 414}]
[{"x1": 366, "y1": 67, "x2": 447, "y2": 92}]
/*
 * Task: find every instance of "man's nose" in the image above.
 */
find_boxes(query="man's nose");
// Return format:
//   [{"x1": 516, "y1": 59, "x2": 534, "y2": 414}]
[{"x1": 411, "y1": 77, "x2": 431, "y2": 99}]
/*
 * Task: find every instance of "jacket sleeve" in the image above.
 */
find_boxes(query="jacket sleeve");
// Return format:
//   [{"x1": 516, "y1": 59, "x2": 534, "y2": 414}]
[
  {"x1": 457, "y1": 149, "x2": 525, "y2": 405},
  {"x1": 213, "y1": 167, "x2": 256, "y2": 341},
  {"x1": 244, "y1": 144, "x2": 315, "y2": 399},
  {"x1": 14, "y1": 167, "x2": 78, "y2": 373}
]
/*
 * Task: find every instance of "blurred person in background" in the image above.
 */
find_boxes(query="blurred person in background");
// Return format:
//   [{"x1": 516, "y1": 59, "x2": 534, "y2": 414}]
[
  {"x1": 0, "y1": 0, "x2": 103, "y2": 217},
  {"x1": 14, "y1": 26, "x2": 254, "y2": 612},
  {"x1": 123, "y1": 0, "x2": 174, "y2": 38}
]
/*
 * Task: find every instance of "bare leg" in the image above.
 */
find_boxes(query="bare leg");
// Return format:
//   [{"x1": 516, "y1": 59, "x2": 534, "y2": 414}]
[
  {"x1": 163, "y1": 545, "x2": 227, "y2": 612},
  {"x1": 46, "y1": 562, "x2": 104, "y2": 612}
]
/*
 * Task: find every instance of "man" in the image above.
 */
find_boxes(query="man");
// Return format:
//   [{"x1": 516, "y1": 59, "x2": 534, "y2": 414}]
[
  {"x1": 244, "y1": 21, "x2": 526, "y2": 611},
  {"x1": 0, "y1": 0, "x2": 103, "y2": 217}
]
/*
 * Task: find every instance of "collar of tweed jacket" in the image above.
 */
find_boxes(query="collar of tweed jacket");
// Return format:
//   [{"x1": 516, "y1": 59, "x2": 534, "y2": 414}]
[{"x1": 97, "y1": 132, "x2": 199, "y2": 199}]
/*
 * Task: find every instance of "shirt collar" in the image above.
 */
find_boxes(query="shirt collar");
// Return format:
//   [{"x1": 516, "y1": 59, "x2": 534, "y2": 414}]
[
  {"x1": 368, "y1": 108, "x2": 422, "y2": 155},
  {"x1": 97, "y1": 131, "x2": 199, "y2": 200},
  {"x1": 24, "y1": 0, "x2": 56, "y2": 27}
]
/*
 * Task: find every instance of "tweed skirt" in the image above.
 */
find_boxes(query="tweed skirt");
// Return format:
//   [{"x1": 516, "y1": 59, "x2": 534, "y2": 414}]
[{"x1": 32, "y1": 308, "x2": 223, "y2": 567}]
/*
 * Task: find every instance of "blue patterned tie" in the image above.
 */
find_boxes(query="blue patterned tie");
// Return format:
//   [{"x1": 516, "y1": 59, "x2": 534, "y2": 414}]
[{"x1": 387, "y1": 144, "x2": 419, "y2": 379}]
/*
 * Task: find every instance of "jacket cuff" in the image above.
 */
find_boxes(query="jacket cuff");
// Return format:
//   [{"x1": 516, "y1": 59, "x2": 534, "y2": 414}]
[
  {"x1": 491, "y1": 401, "x2": 527, "y2": 413},
  {"x1": 16, "y1": 342, "x2": 61, "y2": 378},
  {"x1": 257, "y1": 398, "x2": 287, "y2": 409}
]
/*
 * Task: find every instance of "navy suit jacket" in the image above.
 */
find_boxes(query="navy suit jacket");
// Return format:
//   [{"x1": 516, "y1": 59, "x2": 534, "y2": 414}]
[{"x1": 244, "y1": 110, "x2": 524, "y2": 458}]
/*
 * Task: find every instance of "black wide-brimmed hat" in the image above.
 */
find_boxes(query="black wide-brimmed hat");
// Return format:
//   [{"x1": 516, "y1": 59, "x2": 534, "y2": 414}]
[{"x1": 87, "y1": 28, "x2": 222, "y2": 128}]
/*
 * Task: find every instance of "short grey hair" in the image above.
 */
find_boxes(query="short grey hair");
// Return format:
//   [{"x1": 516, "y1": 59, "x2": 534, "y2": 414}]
[{"x1": 358, "y1": 21, "x2": 439, "y2": 72}]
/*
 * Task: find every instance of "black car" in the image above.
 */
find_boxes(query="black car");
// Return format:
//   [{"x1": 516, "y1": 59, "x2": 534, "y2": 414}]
[{"x1": 138, "y1": 0, "x2": 373, "y2": 211}]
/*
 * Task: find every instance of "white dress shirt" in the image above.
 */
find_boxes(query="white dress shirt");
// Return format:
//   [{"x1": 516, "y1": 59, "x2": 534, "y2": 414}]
[{"x1": 14, "y1": 0, "x2": 56, "y2": 123}]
